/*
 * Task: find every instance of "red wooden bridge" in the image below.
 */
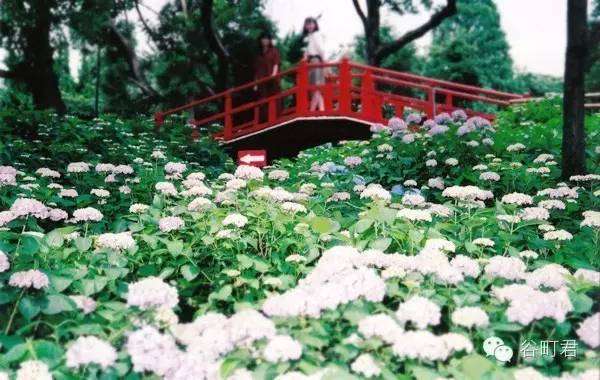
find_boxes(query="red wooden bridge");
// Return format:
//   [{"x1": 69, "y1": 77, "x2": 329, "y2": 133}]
[{"x1": 155, "y1": 58, "x2": 527, "y2": 160}]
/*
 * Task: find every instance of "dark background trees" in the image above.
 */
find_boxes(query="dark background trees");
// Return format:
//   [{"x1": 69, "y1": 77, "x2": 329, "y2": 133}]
[{"x1": 0, "y1": 0, "x2": 593, "y2": 120}]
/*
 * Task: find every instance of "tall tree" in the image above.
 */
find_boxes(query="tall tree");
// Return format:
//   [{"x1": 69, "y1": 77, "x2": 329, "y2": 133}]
[
  {"x1": 562, "y1": 0, "x2": 597, "y2": 177},
  {"x1": 424, "y1": 0, "x2": 515, "y2": 91},
  {"x1": 352, "y1": 0, "x2": 457, "y2": 66},
  {"x1": 0, "y1": 0, "x2": 67, "y2": 113}
]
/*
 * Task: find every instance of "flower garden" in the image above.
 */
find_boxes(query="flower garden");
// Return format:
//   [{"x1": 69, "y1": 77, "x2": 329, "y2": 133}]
[{"x1": 0, "y1": 99, "x2": 599, "y2": 380}]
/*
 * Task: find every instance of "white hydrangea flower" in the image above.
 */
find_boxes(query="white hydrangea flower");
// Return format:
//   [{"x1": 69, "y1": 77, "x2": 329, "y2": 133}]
[
  {"x1": 451, "y1": 306, "x2": 489, "y2": 328},
  {"x1": 66, "y1": 336, "x2": 117, "y2": 369},
  {"x1": 395, "y1": 296, "x2": 441, "y2": 329},
  {"x1": 351, "y1": 354, "x2": 381, "y2": 378},
  {"x1": 127, "y1": 276, "x2": 179, "y2": 310},
  {"x1": 16, "y1": 360, "x2": 52, "y2": 380},
  {"x1": 263, "y1": 335, "x2": 303, "y2": 362},
  {"x1": 576, "y1": 313, "x2": 599, "y2": 348}
]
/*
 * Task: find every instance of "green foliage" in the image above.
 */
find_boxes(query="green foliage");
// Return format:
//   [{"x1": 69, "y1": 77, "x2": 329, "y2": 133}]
[
  {"x1": 424, "y1": 0, "x2": 516, "y2": 91},
  {"x1": 0, "y1": 103, "x2": 598, "y2": 378}
]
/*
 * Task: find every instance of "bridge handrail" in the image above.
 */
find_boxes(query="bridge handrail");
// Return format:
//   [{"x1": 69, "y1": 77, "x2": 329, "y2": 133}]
[{"x1": 349, "y1": 62, "x2": 526, "y2": 101}]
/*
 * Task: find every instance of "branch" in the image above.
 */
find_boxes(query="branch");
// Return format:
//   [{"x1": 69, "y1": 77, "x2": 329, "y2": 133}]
[
  {"x1": 201, "y1": 0, "x2": 230, "y2": 62},
  {"x1": 375, "y1": 0, "x2": 457, "y2": 62},
  {"x1": 352, "y1": 0, "x2": 368, "y2": 27},
  {"x1": 0, "y1": 69, "x2": 19, "y2": 79},
  {"x1": 108, "y1": 20, "x2": 159, "y2": 97},
  {"x1": 201, "y1": 0, "x2": 230, "y2": 90},
  {"x1": 135, "y1": 0, "x2": 160, "y2": 45}
]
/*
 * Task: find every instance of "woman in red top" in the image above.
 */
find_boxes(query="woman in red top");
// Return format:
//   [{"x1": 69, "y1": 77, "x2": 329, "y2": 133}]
[{"x1": 254, "y1": 32, "x2": 281, "y2": 122}]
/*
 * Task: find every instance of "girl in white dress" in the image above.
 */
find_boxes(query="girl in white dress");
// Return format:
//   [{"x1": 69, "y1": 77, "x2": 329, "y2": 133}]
[{"x1": 302, "y1": 17, "x2": 325, "y2": 111}]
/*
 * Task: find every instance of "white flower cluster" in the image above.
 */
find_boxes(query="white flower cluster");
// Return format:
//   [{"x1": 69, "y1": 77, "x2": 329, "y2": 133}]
[
  {"x1": 10, "y1": 198, "x2": 49, "y2": 219},
  {"x1": 281, "y1": 202, "x2": 307, "y2": 214},
  {"x1": 36, "y1": 167, "x2": 61, "y2": 178},
  {"x1": 223, "y1": 213, "x2": 248, "y2": 228},
  {"x1": 395, "y1": 296, "x2": 441, "y2": 329},
  {"x1": 442, "y1": 185, "x2": 493, "y2": 203},
  {"x1": 360, "y1": 184, "x2": 391, "y2": 202},
  {"x1": 268, "y1": 169, "x2": 290, "y2": 181},
  {"x1": 262, "y1": 246, "x2": 386, "y2": 318},
  {"x1": 451, "y1": 306, "x2": 489, "y2": 328},
  {"x1": 396, "y1": 208, "x2": 432, "y2": 222},
  {"x1": 263, "y1": 335, "x2": 303, "y2": 363},
  {"x1": 501, "y1": 192, "x2": 533, "y2": 205},
  {"x1": 9, "y1": 270, "x2": 49, "y2": 289},
  {"x1": 493, "y1": 284, "x2": 572, "y2": 325},
  {"x1": 66, "y1": 336, "x2": 117, "y2": 369},
  {"x1": 96, "y1": 232, "x2": 136, "y2": 251},
  {"x1": 128, "y1": 309, "x2": 277, "y2": 379},
  {"x1": 0, "y1": 250, "x2": 9, "y2": 273},
  {"x1": 235, "y1": 165, "x2": 264, "y2": 180},
  {"x1": 15, "y1": 360, "x2": 53, "y2": 380},
  {"x1": 526, "y1": 264, "x2": 569, "y2": 290},
  {"x1": 165, "y1": 162, "x2": 187, "y2": 174},
  {"x1": 155, "y1": 182, "x2": 178, "y2": 196},
  {"x1": 543, "y1": 229, "x2": 573, "y2": 241},
  {"x1": 158, "y1": 216, "x2": 184, "y2": 232},
  {"x1": 67, "y1": 162, "x2": 90, "y2": 173},
  {"x1": 129, "y1": 203, "x2": 149, "y2": 214},
  {"x1": 576, "y1": 312, "x2": 599, "y2": 349},
  {"x1": 73, "y1": 207, "x2": 103, "y2": 222},
  {"x1": 581, "y1": 210, "x2": 600, "y2": 228},
  {"x1": 127, "y1": 276, "x2": 179, "y2": 310},
  {"x1": 484, "y1": 256, "x2": 526, "y2": 281},
  {"x1": 350, "y1": 354, "x2": 381, "y2": 378},
  {"x1": 187, "y1": 197, "x2": 213, "y2": 212}
]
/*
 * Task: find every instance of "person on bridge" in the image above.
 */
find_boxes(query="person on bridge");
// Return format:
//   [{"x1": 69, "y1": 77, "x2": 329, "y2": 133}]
[
  {"x1": 253, "y1": 32, "x2": 281, "y2": 122},
  {"x1": 302, "y1": 17, "x2": 326, "y2": 112}
]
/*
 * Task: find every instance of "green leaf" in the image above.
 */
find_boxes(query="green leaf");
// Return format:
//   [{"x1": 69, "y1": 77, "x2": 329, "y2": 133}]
[
  {"x1": 20, "y1": 236, "x2": 40, "y2": 256},
  {"x1": 42, "y1": 294, "x2": 76, "y2": 315},
  {"x1": 181, "y1": 264, "x2": 200, "y2": 281},
  {"x1": 44, "y1": 229, "x2": 64, "y2": 248},
  {"x1": 455, "y1": 354, "x2": 495, "y2": 380},
  {"x1": 74, "y1": 237, "x2": 92, "y2": 252},
  {"x1": 76, "y1": 277, "x2": 109, "y2": 296},
  {"x1": 33, "y1": 340, "x2": 64, "y2": 364},
  {"x1": 210, "y1": 285, "x2": 232, "y2": 301},
  {"x1": 19, "y1": 297, "x2": 41, "y2": 320},
  {"x1": 252, "y1": 257, "x2": 270, "y2": 273},
  {"x1": 166, "y1": 240, "x2": 184, "y2": 256},
  {"x1": 370, "y1": 237, "x2": 392, "y2": 251},
  {"x1": 236, "y1": 254, "x2": 254, "y2": 270},
  {"x1": 0, "y1": 343, "x2": 27, "y2": 364},
  {"x1": 310, "y1": 216, "x2": 339, "y2": 234},
  {"x1": 569, "y1": 291, "x2": 593, "y2": 314},
  {"x1": 49, "y1": 275, "x2": 73, "y2": 292},
  {"x1": 220, "y1": 357, "x2": 241, "y2": 379},
  {"x1": 355, "y1": 219, "x2": 374, "y2": 234}
]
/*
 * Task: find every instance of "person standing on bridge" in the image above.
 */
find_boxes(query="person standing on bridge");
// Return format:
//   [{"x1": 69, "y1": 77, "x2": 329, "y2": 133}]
[
  {"x1": 253, "y1": 31, "x2": 281, "y2": 122},
  {"x1": 302, "y1": 17, "x2": 326, "y2": 112}
]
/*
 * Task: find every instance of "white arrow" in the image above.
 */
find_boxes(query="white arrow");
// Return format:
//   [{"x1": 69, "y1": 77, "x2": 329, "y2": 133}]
[{"x1": 240, "y1": 154, "x2": 264, "y2": 163}]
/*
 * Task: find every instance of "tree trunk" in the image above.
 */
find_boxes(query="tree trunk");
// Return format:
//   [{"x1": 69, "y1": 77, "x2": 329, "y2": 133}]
[
  {"x1": 366, "y1": 0, "x2": 381, "y2": 66},
  {"x1": 22, "y1": 0, "x2": 66, "y2": 114},
  {"x1": 562, "y1": 0, "x2": 588, "y2": 178}
]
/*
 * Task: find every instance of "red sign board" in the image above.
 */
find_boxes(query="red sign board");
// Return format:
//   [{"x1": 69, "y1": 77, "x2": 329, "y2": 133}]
[{"x1": 237, "y1": 150, "x2": 267, "y2": 167}]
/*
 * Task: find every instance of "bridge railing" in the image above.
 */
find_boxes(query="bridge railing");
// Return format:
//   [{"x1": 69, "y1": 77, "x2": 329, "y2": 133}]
[{"x1": 154, "y1": 58, "x2": 528, "y2": 142}]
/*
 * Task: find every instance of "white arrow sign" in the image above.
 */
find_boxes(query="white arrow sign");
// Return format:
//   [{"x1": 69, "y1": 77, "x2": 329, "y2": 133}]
[{"x1": 240, "y1": 154, "x2": 264, "y2": 163}]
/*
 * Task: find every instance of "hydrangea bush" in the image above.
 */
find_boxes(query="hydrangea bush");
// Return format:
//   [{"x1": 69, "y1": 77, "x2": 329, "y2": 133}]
[{"x1": 0, "y1": 102, "x2": 599, "y2": 379}]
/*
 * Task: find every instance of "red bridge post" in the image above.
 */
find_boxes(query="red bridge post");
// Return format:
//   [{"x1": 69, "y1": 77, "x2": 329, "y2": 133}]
[
  {"x1": 296, "y1": 60, "x2": 309, "y2": 115},
  {"x1": 361, "y1": 68, "x2": 374, "y2": 120},
  {"x1": 338, "y1": 58, "x2": 351, "y2": 114}
]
